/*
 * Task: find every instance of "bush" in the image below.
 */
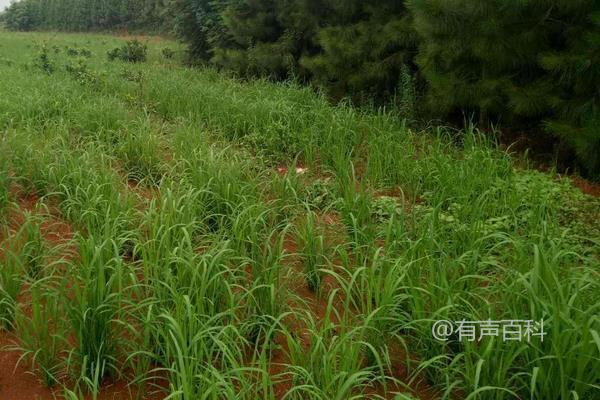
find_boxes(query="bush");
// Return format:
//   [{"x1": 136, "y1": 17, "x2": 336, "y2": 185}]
[
  {"x1": 65, "y1": 58, "x2": 103, "y2": 87},
  {"x1": 33, "y1": 43, "x2": 54, "y2": 74},
  {"x1": 107, "y1": 40, "x2": 147, "y2": 63}
]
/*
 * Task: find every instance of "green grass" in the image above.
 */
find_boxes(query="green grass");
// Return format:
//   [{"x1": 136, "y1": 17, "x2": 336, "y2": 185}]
[{"x1": 0, "y1": 31, "x2": 598, "y2": 400}]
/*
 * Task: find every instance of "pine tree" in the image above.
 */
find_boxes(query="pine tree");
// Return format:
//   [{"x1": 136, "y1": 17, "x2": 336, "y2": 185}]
[
  {"x1": 408, "y1": 0, "x2": 600, "y2": 177},
  {"x1": 171, "y1": 0, "x2": 223, "y2": 61},
  {"x1": 541, "y1": 6, "x2": 600, "y2": 178},
  {"x1": 211, "y1": 0, "x2": 297, "y2": 78},
  {"x1": 301, "y1": 0, "x2": 417, "y2": 101}
]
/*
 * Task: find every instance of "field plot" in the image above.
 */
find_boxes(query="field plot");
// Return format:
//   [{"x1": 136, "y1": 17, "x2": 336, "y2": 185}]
[{"x1": 0, "y1": 32, "x2": 599, "y2": 399}]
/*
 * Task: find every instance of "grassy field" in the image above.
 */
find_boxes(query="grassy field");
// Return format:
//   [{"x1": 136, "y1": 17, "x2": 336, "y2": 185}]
[{"x1": 0, "y1": 31, "x2": 599, "y2": 400}]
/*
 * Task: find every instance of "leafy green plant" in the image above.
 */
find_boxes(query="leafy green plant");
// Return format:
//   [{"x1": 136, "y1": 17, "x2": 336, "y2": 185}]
[
  {"x1": 371, "y1": 196, "x2": 402, "y2": 224},
  {"x1": 302, "y1": 178, "x2": 336, "y2": 210}
]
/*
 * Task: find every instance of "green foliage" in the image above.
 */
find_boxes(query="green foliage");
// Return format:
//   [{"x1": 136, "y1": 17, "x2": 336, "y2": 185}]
[
  {"x1": 16, "y1": 282, "x2": 66, "y2": 387},
  {"x1": 107, "y1": 40, "x2": 147, "y2": 63},
  {"x1": 371, "y1": 196, "x2": 402, "y2": 224},
  {"x1": 65, "y1": 235, "x2": 125, "y2": 386},
  {"x1": 295, "y1": 211, "x2": 326, "y2": 291},
  {"x1": 18, "y1": 213, "x2": 48, "y2": 280},
  {"x1": 1, "y1": 0, "x2": 40, "y2": 31},
  {"x1": 0, "y1": 159, "x2": 9, "y2": 215},
  {"x1": 170, "y1": 0, "x2": 223, "y2": 61},
  {"x1": 302, "y1": 178, "x2": 336, "y2": 210},
  {"x1": 211, "y1": 0, "x2": 302, "y2": 78}
]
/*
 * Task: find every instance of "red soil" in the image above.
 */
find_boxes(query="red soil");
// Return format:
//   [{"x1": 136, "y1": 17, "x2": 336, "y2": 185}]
[
  {"x1": 0, "y1": 332, "x2": 165, "y2": 400},
  {"x1": 569, "y1": 176, "x2": 600, "y2": 198},
  {"x1": 0, "y1": 333, "x2": 54, "y2": 400}
]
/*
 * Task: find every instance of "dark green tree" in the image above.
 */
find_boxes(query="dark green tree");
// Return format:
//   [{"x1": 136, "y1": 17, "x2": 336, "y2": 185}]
[
  {"x1": 2, "y1": 0, "x2": 41, "y2": 31},
  {"x1": 211, "y1": 0, "x2": 298, "y2": 78},
  {"x1": 301, "y1": 0, "x2": 418, "y2": 101},
  {"x1": 408, "y1": 0, "x2": 600, "y2": 177},
  {"x1": 541, "y1": 8, "x2": 600, "y2": 178},
  {"x1": 171, "y1": 0, "x2": 223, "y2": 61}
]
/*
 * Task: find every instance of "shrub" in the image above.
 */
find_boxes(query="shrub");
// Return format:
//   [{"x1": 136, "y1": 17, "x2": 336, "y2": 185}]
[
  {"x1": 33, "y1": 43, "x2": 54, "y2": 74},
  {"x1": 65, "y1": 58, "x2": 103, "y2": 86},
  {"x1": 107, "y1": 40, "x2": 147, "y2": 63}
]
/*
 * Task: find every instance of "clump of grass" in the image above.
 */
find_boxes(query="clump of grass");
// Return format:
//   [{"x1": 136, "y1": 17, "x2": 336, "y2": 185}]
[
  {"x1": 16, "y1": 279, "x2": 67, "y2": 387},
  {"x1": 0, "y1": 245, "x2": 23, "y2": 330},
  {"x1": 241, "y1": 224, "x2": 289, "y2": 343},
  {"x1": 295, "y1": 210, "x2": 326, "y2": 292},
  {"x1": 284, "y1": 308, "x2": 388, "y2": 399},
  {"x1": 116, "y1": 122, "x2": 166, "y2": 186},
  {"x1": 18, "y1": 212, "x2": 48, "y2": 280},
  {"x1": 63, "y1": 234, "x2": 127, "y2": 390}
]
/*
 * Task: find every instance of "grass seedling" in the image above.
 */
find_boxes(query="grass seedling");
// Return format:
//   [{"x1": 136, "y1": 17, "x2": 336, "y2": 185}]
[
  {"x1": 295, "y1": 210, "x2": 326, "y2": 292},
  {"x1": 19, "y1": 211, "x2": 47, "y2": 280}
]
